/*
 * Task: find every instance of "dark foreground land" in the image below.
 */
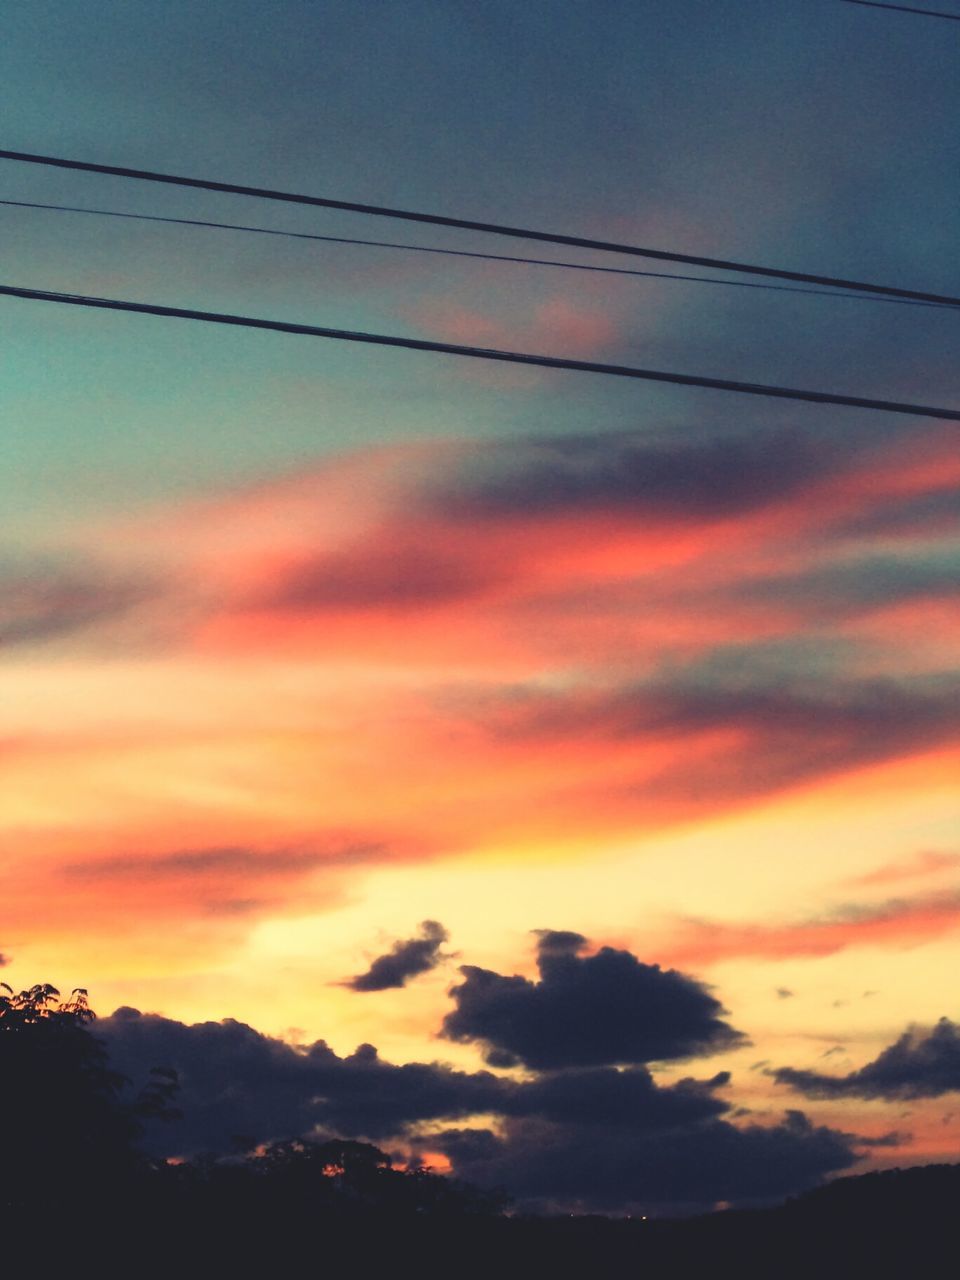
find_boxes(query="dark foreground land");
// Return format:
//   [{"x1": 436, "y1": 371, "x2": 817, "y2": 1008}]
[{"x1": 25, "y1": 1162, "x2": 959, "y2": 1279}]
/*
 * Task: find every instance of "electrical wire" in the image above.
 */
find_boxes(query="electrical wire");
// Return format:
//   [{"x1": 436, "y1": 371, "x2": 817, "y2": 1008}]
[
  {"x1": 1, "y1": 148, "x2": 957, "y2": 308},
  {"x1": 0, "y1": 197, "x2": 948, "y2": 311},
  {"x1": 2, "y1": 281, "x2": 958, "y2": 421},
  {"x1": 839, "y1": 1, "x2": 960, "y2": 20}
]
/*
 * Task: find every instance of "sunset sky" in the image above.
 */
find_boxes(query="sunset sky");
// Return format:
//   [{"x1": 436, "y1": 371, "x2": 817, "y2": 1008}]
[{"x1": 1, "y1": 0, "x2": 958, "y2": 1214}]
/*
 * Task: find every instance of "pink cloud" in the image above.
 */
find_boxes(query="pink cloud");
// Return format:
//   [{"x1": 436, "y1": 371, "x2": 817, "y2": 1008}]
[
  {"x1": 401, "y1": 292, "x2": 619, "y2": 358},
  {"x1": 652, "y1": 891, "x2": 960, "y2": 969},
  {"x1": 844, "y1": 850, "x2": 960, "y2": 890}
]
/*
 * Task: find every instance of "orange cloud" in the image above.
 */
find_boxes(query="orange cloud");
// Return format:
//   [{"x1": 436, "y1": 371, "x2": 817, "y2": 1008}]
[
  {"x1": 3, "y1": 423, "x2": 956, "y2": 969},
  {"x1": 39, "y1": 422, "x2": 947, "y2": 685}
]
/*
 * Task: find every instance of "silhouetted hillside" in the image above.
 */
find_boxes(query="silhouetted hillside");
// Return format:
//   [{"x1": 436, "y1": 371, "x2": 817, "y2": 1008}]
[{"x1": 51, "y1": 1160, "x2": 957, "y2": 1278}]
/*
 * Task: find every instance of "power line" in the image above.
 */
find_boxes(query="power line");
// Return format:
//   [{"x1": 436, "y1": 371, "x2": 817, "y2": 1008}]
[
  {"x1": 2, "y1": 282, "x2": 958, "y2": 421},
  {"x1": 839, "y1": 1, "x2": 960, "y2": 20},
  {"x1": 1, "y1": 148, "x2": 957, "y2": 309},
  {"x1": 0, "y1": 197, "x2": 948, "y2": 313}
]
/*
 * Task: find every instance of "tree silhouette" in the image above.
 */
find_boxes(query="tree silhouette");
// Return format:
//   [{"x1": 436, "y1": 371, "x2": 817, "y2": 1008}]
[{"x1": 0, "y1": 982, "x2": 175, "y2": 1212}]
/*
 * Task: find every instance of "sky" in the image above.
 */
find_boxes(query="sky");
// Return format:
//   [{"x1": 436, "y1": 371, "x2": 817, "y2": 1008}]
[{"x1": 1, "y1": 0, "x2": 958, "y2": 1215}]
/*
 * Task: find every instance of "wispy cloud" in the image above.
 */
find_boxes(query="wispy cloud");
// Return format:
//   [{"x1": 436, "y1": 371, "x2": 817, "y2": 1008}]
[
  {"x1": 844, "y1": 850, "x2": 960, "y2": 889},
  {"x1": 654, "y1": 891, "x2": 960, "y2": 968},
  {"x1": 4, "y1": 421, "x2": 957, "y2": 956}
]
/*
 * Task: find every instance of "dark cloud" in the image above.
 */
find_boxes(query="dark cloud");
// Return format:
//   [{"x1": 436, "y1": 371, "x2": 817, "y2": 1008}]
[
  {"x1": 776, "y1": 988, "x2": 795, "y2": 1000},
  {"x1": 856, "y1": 1132, "x2": 908, "y2": 1149},
  {"x1": 773, "y1": 1018, "x2": 960, "y2": 1100},
  {"x1": 64, "y1": 844, "x2": 382, "y2": 881},
  {"x1": 498, "y1": 1065, "x2": 731, "y2": 1131},
  {"x1": 512, "y1": 673, "x2": 958, "y2": 758},
  {"x1": 263, "y1": 545, "x2": 508, "y2": 613},
  {"x1": 830, "y1": 488, "x2": 960, "y2": 543},
  {"x1": 57, "y1": 839, "x2": 395, "y2": 925},
  {"x1": 429, "y1": 1110, "x2": 862, "y2": 1215},
  {"x1": 97, "y1": 1007, "x2": 507, "y2": 1153},
  {"x1": 433, "y1": 429, "x2": 849, "y2": 523},
  {"x1": 0, "y1": 953, "x2": 8, "y2": 967},
  {"x1": 97, "y1": 1007, "x2": 728, "y2": 1156},
  {"x1": 345, "y1": 921, "x2": 451, "y2": 992},
  {"x1": 733, "y1": 555, "x2": 960, "y2": 621},
  {"x1": 93, "y1": 985, "x2": 872, "y2": 1214},
  {"x1": 0, "y1": 559, "x2": 150, "y2": 648},
  {"x1": 62, "y1": 840, "x2": 388, "y2": 911},
  {"x1": 440, "y1": 930, "x2": 745, "y2": 1069},
  {"x1": 478, "y1": 672, "x2": 960, "y2": 808}
]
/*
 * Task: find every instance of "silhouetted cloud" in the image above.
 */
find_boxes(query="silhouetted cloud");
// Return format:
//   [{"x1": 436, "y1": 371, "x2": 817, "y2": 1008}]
[
  {"x1": 773, "y1": 1018, "x2": 960, "y2": 1100},
  {"x1": 498, "y1": 1065, "x2": 731, "y2": 1131},
  {"x1": 93, "y1": 939, "x2": 895, "y2": 1217},
  {"x1": 97, "y1": 1004, "x2": 867, "y2": 1213},
  {"x1": 429, "y1": 1110, "x2": 862, "y2": 1215},
  {"x1": 441, "y1": 930, "x2": 745, "y2": 1069},
  {"x1": 856, "y1": 1132, "x2": 908, "y2": 1149},
  {"x1": 97, "y1": 1005, "x2": 732, "y2": 1156},
  {"x1": 345, "y1": 921, "x2": 450, "y2": 991},
  {"x1": 98, "y1": 1007, "x2": 507, "y2": 1151}
]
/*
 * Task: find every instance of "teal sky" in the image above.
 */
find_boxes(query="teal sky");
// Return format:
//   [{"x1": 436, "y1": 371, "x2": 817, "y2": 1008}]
[{"x1": 2, "y1": 0, "x2": 957, "y2": 528}]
